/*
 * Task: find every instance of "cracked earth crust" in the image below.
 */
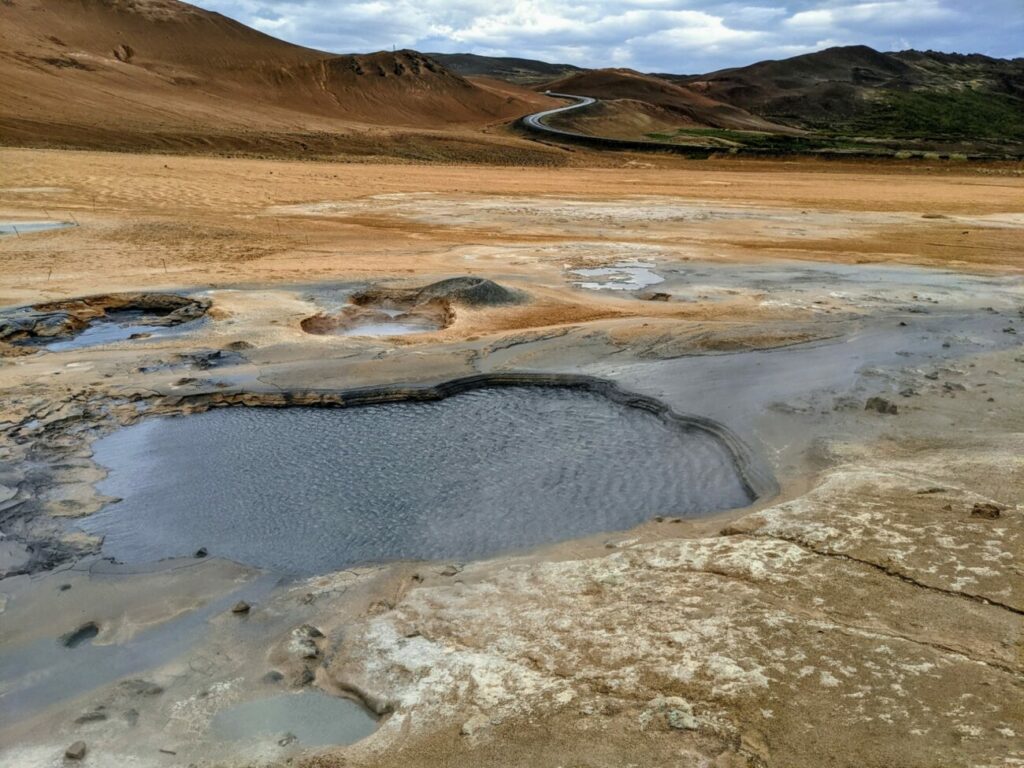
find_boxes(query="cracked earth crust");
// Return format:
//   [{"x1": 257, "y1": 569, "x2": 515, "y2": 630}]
[{"x1": 320, "y1": 438, "x2": 1023, "y2": 768}]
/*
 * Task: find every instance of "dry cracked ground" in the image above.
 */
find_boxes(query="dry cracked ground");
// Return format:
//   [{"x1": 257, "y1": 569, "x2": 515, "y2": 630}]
[{"x1": 0, "y1": 149, "x2": 1022, "y2": 768}]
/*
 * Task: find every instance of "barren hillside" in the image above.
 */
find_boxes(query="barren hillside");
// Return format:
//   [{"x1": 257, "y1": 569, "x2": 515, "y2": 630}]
[{"x1": 0, "y1": 0, "x2": 558, "y2": 158}]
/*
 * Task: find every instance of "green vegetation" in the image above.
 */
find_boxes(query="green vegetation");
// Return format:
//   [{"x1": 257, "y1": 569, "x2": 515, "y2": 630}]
[
  {"x1": 645, "y1": 128, "x2": 886, "y2": 154},
  {"x1": 646, "y1": 91, "x2": 1024, "y2": 157},
  {"x1": 848, "y1": 89, "x2": 1024, "y2": 142}
]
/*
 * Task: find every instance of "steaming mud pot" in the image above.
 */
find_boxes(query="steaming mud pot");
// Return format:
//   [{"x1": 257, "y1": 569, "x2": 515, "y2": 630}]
[
  {"x1": 336, "y1": 318, "x2": 438, "y2": 336},
  {"x1": 301, "y1": 277, "x2": 519, "y2": 337},
  {"x1": 83, "y1": 387, "x2": 753, "y2": 574},
  {"x1": 304, "y1": 308, "x2": 442, "y2": 337}
]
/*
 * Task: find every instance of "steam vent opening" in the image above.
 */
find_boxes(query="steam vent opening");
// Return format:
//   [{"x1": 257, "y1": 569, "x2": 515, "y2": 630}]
[{"x1": 82, "y1": 385, "x2": 754, "y2": 574}]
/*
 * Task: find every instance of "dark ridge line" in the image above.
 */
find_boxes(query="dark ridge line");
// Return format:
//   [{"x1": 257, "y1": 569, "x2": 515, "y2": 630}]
[{"x1": 160, "y1": 371, "x2": 778, "y2": 503}]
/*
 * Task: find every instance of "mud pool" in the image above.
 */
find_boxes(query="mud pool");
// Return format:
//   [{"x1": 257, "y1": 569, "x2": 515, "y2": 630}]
[
  {"x1": 82, "y1": 387, "x2": 753, "y2": 574},
  {"x1": 337, "y1": 320, "x2": 437, "y2": 336},
  {"x1": 211, "y1": 692, "x2": 377, "y2": 747},
  {"x1": 42, "y1": 310, "x2": 198, "y2": 351}
]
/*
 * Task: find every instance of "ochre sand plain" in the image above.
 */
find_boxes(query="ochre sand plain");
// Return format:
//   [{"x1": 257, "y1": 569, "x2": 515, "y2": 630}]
[{"x1": 0, "y1": 149, "x2": 1022, "y2": 768}]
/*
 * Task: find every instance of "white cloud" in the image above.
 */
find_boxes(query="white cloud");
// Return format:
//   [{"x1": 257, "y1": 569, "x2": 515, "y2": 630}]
[
  {"x1": 787, "y1": 1, "x2": 956, "y2": 30},
  {"x1": 197, "y1": 1, "x2": 1024, "y2": 71}
]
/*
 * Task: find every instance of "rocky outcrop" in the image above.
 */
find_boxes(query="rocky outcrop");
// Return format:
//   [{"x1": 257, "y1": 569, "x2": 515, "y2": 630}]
[
  {"x1": 351, "y1": 276, "x2": 524, "y2": 310},
  {"x1": 407, "y1": 277, "x2": 524, "y2": 307},
  {"x1": 303, "y1": 278, "x2": 523, "y2": 336}
]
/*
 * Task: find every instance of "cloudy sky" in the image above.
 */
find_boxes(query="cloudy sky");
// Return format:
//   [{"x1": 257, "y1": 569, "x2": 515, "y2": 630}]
[{"x1": 195, "y1": 0, "x2": 1024, "y2": 73}]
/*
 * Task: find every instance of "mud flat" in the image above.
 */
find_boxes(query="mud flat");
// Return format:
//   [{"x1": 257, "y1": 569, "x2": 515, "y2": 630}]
[{"x1": 0, "y1": 150, "x2": 1021, "y2": 768}]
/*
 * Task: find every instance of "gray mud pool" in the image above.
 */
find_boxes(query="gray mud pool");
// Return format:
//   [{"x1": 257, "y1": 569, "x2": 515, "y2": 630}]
[
  {"x1": 211, "y1": 692, "x2": 377, "y2": 747},
  {"x1": 45, "y1": 310, "x2": 195, "y2": 351},
  {"x1": 338, "y1": 321, "x2": 436, "y2": 336},
  {"x1": 83, "y1": 387, "x2": 752, "y2": 574}
]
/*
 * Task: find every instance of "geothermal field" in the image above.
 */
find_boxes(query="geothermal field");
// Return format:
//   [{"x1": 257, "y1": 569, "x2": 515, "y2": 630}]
[{"x1": 0, "y1": 2, "x2": 1022, "y2": 767}]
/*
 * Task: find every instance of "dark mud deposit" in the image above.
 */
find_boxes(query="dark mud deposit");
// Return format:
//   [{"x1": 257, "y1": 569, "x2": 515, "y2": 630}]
[{"x1": 82, "y1": 385, "x2": 756, "y2": 574}]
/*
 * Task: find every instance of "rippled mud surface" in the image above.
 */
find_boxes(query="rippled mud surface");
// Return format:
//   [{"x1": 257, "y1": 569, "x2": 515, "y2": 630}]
[{"x1": 84, "y1": 388, "x2": 752, "y2": 573}]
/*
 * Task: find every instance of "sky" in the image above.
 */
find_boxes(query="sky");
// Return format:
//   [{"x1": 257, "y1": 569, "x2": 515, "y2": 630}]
[{"x1": 194, "y1": 0, "x2": 1024, "y2": 73}]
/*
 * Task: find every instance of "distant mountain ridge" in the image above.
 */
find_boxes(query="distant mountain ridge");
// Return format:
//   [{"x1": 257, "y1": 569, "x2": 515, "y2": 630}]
[
  {"x1": 1, "y1": 1, "x2": 1019, "y2": 158},
  {"x1": 429, "y1": 44, "x2": 1023, "y2": 147},
  {"x1": 666, "y1": 46, "x2": 1024, "y2": 143},
  {"x1": 477, "y1": 44, "x2": 1022, "y2": 149}
]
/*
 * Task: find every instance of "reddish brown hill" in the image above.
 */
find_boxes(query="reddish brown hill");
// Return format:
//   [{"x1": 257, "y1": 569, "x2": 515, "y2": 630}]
[{"x1": 0, "y1": 0, "x2": 557, "y2": 156}]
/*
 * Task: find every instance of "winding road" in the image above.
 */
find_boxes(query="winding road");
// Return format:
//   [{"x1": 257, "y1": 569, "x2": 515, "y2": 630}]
[
  {"x1": 519, "y1": 92, "x2": 713, "y2": 155},
  {"x1": 519, "y1": 91, "x2": 1011, "y2": 160},
  {"x1": 521, "y1": 92, "x2": 598, "y2": 139}
]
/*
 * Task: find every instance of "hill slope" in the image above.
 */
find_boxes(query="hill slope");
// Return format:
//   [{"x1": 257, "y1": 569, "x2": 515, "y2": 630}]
[
  {"x1": 679, "y1": 45, "x2": 1024, "y2": 143},
  {"x1": 0, "y1": 0, "x2": 557, "y2": 158},
  {"x1": 540, "y1": 68, "x2": 790, "y2": 134}
]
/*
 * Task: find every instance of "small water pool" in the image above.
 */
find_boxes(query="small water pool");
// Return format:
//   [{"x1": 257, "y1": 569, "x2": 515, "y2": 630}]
[
  {"x1": 44, "y1": 310, "x2": 192, "y2": 351},
  {"x1": 211, "y1": 692, "x2": 377, "y2": 748},
  {"x1": 82, "y1": 386, "x2": 752, "y2": 574},
  {"x1": 570, "y1": 262, "x2": 665, "y2": 291},
  {"x1": 0, "y1": 221, "x2": 76, "y2": 236},
  {"x1": 337, "y1": 319, "x2": 439, "y2": 336}
]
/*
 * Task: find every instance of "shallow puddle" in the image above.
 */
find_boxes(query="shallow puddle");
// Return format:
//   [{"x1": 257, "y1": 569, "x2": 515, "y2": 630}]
[
  {"x1": 570, "y1": 263, "x2": 665, "y2": 291},
  {"x1": 83, "y1": 387, "x2": 752, "y2": 574},
  {"x1": 337, "y1": 319, "x2": 439, "y2": 336},
  {"x1": 43, "y1": 311, "x2": 198, "y2": 351},
  {"x1": 0, "y1": 220, "x2": 76, "y2": 236},
  {"x1": 211, "y1": 691, "x2": 377, "y2": 747}
]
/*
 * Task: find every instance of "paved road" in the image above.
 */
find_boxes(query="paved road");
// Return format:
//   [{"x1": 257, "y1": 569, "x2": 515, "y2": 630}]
[
  {"x1": 521, "y1": 92, "x2": 598, "y2": 139},
  {"x1": 519, "y1": 92, "x2": 714, "y2": 155},
  {"x1": 520, "y1": 92, "x2": 982, "y2": 159}
]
